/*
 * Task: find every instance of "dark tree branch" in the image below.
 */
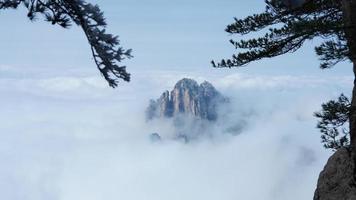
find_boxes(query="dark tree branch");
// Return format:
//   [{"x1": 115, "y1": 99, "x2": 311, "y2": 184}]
[
  {"x1": 213, "y1": 0, "x2": 348, "y2": 69},
  {"x1": 0, "y1": 0, "x2": 132, "y2": 88}
]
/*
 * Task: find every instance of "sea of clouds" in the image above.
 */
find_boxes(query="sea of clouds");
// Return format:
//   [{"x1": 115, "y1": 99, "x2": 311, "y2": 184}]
[{"x1": 0, "y1": 65, "x2": 353, "y2": 200}]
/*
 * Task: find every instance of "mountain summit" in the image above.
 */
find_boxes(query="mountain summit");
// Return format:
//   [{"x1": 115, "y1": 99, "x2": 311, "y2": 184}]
[{"x1": 146, "y1": 78, "x2": 226, "y2": 121}]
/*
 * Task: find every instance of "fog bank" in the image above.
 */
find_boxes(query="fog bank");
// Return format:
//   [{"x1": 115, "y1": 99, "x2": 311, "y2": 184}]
[{"x1": 0, "y1": 67, "x2": 352, "y2": 200}]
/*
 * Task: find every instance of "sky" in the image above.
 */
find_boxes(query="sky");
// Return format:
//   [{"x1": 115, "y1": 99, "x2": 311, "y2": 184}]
[
  {"x1": 0, "y1": 0, "x2": 352, "y2": 76},
  {"x1": 0, "y1": 1, "x2": 354, "y2": 200}
]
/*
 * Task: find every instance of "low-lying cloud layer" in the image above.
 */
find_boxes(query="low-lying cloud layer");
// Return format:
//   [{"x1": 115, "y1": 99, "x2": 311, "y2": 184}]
[{"x1": 0, "y1": 66, "x2": 352, "y2": 200}]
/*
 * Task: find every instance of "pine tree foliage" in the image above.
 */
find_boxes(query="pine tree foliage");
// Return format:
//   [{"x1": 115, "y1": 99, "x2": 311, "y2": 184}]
[
  {"x1": 314, "y1": 94, "x2": 351, "y2": 151},
  {"x1": 212, "y1": 0, "x2": 350, "y2": 69},
  {"x1": 0, "y1": 0, "x2": 132, "y2": 87}
]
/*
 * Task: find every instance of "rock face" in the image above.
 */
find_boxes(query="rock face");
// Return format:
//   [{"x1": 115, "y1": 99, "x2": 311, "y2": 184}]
[
  {"x1": 314, "y1": 147, "x2": 356, "y2": 200},
  {"x1": 146, "y1": 78, "x2": 226, "y2": 121},
  {"x1": 149, "y1": 133, "x2": 161, "y2": 142}
]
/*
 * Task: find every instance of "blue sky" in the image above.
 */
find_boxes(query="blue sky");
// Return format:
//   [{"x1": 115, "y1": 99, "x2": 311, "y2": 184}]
[{"x1": 0, "y1": 0, "x2": 352, "y2": 78}]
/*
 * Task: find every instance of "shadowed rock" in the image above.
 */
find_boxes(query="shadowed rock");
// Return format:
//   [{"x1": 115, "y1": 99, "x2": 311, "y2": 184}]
[{"x1": 149, "y1": 133, "x2": 161, "y2": 143}]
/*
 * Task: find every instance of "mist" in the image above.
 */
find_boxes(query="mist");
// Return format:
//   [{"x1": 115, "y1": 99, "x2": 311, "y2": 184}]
[{"x1": 0, "y1": 66, "x2": 352, "y2": 200}]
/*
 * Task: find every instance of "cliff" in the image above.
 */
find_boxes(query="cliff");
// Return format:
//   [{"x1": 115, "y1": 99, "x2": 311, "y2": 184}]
[
  {"x1": 314, "y1": 147, "x2": 356, "y2": 200},
  {"x1": 146, "y1": 78, "x2": 226, "y2": 121}
]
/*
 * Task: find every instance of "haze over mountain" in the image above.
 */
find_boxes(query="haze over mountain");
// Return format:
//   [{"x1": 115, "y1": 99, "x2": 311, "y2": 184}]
[{"x1": 146, "y1": 78, "x2": 229, "y2": 141}]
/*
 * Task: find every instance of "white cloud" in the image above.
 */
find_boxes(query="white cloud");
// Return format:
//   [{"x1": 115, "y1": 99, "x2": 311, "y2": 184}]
[{"x1": 0, "y1": 68, "x2": 352, "y2": 200}]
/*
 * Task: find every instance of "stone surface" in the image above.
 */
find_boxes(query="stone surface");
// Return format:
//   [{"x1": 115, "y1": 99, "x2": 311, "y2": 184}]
[
  {"x1": 146, "y1": 78, "x2": 226, "y2": 121},
  {"x1": 149, "y1": 133, "x2": 161, "y2": 142},
  {"x1": 314, "y1": 147, "x2": 356, "y2": 200}
]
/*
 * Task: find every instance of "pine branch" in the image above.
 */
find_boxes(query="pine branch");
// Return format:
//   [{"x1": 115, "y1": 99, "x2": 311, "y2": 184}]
[
  {"x1": 213, "y1": 0, "x2": 348, "y2": 69},
  {"x1": 0, "y1": 0, "x2": 132, "y2": 88}
]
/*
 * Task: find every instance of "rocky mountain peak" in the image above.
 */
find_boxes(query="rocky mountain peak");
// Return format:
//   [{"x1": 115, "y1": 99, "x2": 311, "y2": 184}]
[
  {"x1": 173, "y1": 78, "x2": 199, "y2": 91},
  {"x1": 146, "y1": 78, "x2": 226, "y2": 121}
]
